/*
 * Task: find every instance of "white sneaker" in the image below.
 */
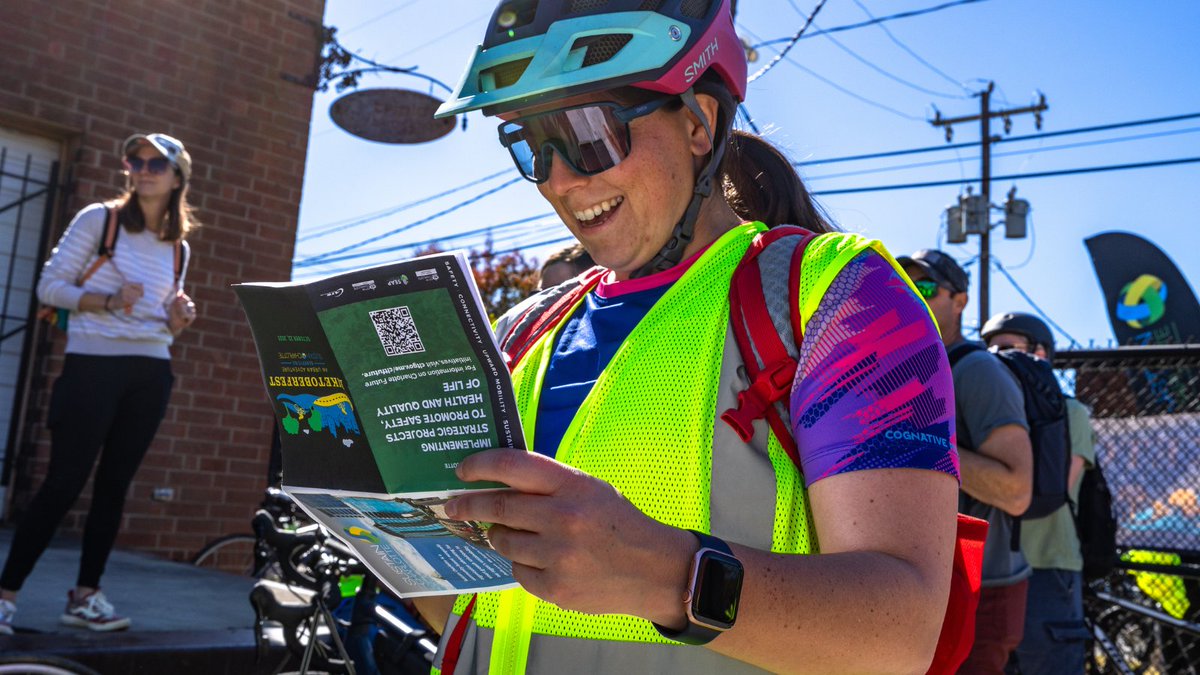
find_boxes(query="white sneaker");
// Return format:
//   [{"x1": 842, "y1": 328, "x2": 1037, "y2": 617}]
[
  {"x1": 0, "y1": 598, "x2": 15, "y2": 635},
  {"x1": 60, "y1": 590, "x2": 131, "y2": 632}
]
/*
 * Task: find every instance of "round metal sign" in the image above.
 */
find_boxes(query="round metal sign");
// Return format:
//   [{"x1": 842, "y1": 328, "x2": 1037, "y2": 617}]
[{"x1": 329, "y1": 88, "x2": 456, "y2": 144}]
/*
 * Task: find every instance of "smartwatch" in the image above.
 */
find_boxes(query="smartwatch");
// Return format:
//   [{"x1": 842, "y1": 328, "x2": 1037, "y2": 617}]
[{"x1": 652, "y1": 530, "x2": 744, "y2": 645}]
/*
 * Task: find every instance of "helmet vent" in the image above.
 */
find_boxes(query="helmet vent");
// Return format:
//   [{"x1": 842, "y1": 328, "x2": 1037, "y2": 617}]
[
  {"x1": 573, "y1": 34, "x2": 634, "y2": 67},
  {"x1": 568, "y1": 0, "x2": 609, "y2": 12},
  {"x1": 481, "y1": 57, "x2": 533, "y2": 90},
  {"x1": 680, "y1": 0, "x2": 712, "y2": 19},
  {"x1": 639, "y1": 0, "x2": 666, "y2": 10}
]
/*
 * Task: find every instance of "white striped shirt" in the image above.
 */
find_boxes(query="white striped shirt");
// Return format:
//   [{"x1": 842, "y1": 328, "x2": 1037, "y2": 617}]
[{"x1": 37, "y1": 202, "x2": 191, "y2": 359}]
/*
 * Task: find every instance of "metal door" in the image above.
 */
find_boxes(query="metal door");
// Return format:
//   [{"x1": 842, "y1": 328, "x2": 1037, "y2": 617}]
[{"x1": 0, "y1": 127, "x2": 61, "y2": 518}]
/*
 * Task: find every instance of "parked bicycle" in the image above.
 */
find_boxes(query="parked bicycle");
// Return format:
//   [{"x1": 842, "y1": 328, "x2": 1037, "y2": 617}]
[
  {"x1": 248, "y1": 490, "x2": 437, "y2": 675},
  {"x1": 191, "y1": 487, "x2": 314, "y2": 579},
  {"x1": 1085, "y1": 556, "x2": 1199, "y2": 674}
]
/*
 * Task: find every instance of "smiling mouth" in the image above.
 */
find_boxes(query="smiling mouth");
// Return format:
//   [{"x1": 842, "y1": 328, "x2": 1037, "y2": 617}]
[{"x1": 573, "y1": 196, "x2": 623, "y2": 228}]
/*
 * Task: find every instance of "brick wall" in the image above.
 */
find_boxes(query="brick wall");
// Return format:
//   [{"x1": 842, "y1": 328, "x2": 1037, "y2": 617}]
[{"x1": 0, "y1": 0, "x2": 325, "y2": 561}]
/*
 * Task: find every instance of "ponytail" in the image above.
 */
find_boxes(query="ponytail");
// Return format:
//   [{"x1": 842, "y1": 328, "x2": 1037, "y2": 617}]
[
  {"x1": 695, "y1": 74, "x2": 836, "y2": 234},
  {"x1": 721, "y1": 130, "x2": 834, "y2": 233}
]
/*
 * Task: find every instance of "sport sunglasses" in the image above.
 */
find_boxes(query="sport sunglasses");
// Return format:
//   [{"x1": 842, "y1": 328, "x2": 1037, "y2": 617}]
[
  {"x1": 913, "y1": 279, "x2": 940, "y2": 300},
  {"x1": 123, "y1": 156, "x2": 173, "y2": 175},
  {"x1": 498, "y1": 96, "x2": 676, "y2": 184}
]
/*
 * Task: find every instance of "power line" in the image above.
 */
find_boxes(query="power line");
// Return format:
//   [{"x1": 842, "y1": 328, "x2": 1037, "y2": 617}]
[
  {"x1": 294, "y1": 213, "x2": 559, "y2": 267},
  {"x1": 339, "y1": 0, "x2": 420, "y2": 36},
  {"x1": 847, "y1": 0, "x2": 973, "y2": 95},
  {"x1": 781, "y1": 0, "x2": 965, "y2": 100},
  {"x1": 994, "y1": 111, "x2": 1200, "y2": 146},
  {"x1": 754, "y1": 0, "x2": 992, "y2": 46},
  {"x1": 813, "y1": 156, "x2": 1200, "y2": 195},
  {"x1": 805, "y1": 126, "x2": 1200, "y2": 181},
  {"x1": 741, "y1": 26, "x2": 922, "y2": 121},
  {"x1": 298, "y1": 168, "x2": 515, "y2": 242},
  {"x1": 306, "y1": 230, "x2": 575, "y2": 280},
  {"x1": 992, "y1": 259, "x2": 1080, "y2": 348},
  {"x1": 383, "y1": 12, "x2": 490, "y2": 64},
  {"x1": 802, "y1": 111, "x2": 1200, "y2": 166},
  {"x1": 296, "y1": 177, "x2": 524, "y2": 266},
  {"x1": 747, "y1": 0, "x2": 828, "y2": 84}
]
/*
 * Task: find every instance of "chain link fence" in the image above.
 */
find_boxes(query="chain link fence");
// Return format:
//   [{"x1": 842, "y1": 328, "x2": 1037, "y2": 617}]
[{"x1": 1056, "y1": 345, "x2": 1199, "y2": 674}]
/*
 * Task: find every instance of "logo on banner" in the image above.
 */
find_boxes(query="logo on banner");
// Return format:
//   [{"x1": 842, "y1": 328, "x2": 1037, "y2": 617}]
[{"x1": 1116, "y1": 274, "x2": 1168, "y2": 328}]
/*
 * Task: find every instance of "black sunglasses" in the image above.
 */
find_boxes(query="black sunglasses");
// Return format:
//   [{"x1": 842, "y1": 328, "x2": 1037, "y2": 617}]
[
  {"x1": 124, "y1": 156, "x2": 173, "y2": 175},
  {"x1": 498, "y1": 96, "x2": 677, "y2": 183}
]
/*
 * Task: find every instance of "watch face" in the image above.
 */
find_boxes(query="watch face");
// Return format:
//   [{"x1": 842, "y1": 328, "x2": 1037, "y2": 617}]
[{"x1": 690, "y1": 550, "x2": 743, "y2": 631}]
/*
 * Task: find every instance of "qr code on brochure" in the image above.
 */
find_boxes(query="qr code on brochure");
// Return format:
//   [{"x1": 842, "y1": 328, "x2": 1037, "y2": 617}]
[{"x1": 369, "y1": 306, "x2": 425, "y2": 356}]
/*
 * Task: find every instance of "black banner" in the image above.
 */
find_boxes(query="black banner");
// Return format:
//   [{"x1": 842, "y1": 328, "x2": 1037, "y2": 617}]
[{"x1": 1085, "y1": 232, "x2": 1200, "y2": 346}]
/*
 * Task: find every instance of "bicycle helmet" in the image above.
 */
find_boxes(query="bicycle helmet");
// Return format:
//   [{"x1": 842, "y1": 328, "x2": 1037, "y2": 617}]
[
  {"x1": 437, "y1": 0, "x2": 747, "y2": 277},
  {"x1": 435, "y1": 0, "x2": 745, "y2": 119},
  {"x1": 981, "y1": 312, "x2": 1056, "y2": 360}
]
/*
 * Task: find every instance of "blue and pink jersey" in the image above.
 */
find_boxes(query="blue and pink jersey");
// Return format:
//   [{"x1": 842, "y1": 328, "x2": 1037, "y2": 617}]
[{"x1": 534, "y1": 246, "x2": 959, "y2": 486}]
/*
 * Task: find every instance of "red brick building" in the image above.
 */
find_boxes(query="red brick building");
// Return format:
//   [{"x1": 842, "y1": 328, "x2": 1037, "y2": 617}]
[{"x1": 0, "y1": 0, "x2": 326, "y2": 562}]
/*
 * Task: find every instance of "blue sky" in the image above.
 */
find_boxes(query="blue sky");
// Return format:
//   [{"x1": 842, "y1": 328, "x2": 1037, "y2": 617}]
[{"x1": 295, "y1": 0, "x2": 1200, "y2": 348}]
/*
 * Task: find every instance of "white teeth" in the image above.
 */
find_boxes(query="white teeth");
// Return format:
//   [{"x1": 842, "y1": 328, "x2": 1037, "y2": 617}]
[{"x1": 574, "y1": 196, "x2": 623, "y2": 222}]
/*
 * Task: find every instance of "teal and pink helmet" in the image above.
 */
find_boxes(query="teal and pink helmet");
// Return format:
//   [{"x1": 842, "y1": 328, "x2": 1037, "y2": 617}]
[{"x1": 436, "y1": 0, "x2": 747, "y2": 119}]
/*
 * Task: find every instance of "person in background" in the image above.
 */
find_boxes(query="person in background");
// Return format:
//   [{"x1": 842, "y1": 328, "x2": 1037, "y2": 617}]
[
  {"x1": 899, "y1": 250, "x2": 1034, "y2": 674},
  {"x1": 413, "y1": 2, "x2": 962, "y2": 673},
  {"x1": 0, "y1": 133, "x2": 198, "y2": 634},
  {"x1": 982, "y1": 312, "x2": 1094, "y2": 675},
  {"x1": 537, "y1": 242, "x2": 595, "y2": 290}
]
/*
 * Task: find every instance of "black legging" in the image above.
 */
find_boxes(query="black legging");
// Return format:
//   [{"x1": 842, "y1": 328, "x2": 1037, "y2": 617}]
[{"x1": 1, "y1": 354, "x2": 174, "y2": 591}]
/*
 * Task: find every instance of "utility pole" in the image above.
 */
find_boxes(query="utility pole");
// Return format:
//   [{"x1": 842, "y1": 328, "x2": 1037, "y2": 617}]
[{"x1": 931, "y1": 82, "x2": 1047, "y2": 327}]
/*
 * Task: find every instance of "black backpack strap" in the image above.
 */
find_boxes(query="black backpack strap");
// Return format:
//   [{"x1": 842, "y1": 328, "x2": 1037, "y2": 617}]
[
  {"x1": 98, "y1": 204, "x2": 120, "y2": 257},
  {"x1": 174, "y1": 239, "x2": 188, "y2": 285}
]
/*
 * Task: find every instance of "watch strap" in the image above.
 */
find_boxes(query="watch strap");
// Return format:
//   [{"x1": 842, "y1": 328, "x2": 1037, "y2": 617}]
[{"x1": 651, "y1": 530, "x2": 738, "y2": 646}]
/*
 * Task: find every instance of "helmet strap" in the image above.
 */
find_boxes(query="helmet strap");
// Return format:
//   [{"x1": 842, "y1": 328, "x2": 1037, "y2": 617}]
[{"x1": 632, "y1": 88, "x2": 727, "y2": 278}]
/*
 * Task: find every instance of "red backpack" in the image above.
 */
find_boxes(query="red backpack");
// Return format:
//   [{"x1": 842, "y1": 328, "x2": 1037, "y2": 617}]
[
  {"x1": 483, "y1": 227, "x2": 986, "y2": 674},
  {"x1": 723, "y1": 226, "x2": 986, "y2": 675}
]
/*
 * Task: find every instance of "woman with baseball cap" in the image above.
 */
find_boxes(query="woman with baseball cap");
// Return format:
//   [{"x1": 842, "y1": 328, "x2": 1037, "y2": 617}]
[{"x1": 0, "y1": 132, "x2": 199, "y2": 633}]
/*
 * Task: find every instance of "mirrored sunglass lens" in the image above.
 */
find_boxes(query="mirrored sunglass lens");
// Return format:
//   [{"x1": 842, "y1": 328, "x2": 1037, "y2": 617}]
[
  {"x1": 915, "y1": 280, "x2": 939, "y2": 299},
  {"x1": 506, "y1": 105, "x2": 629, "y2": 180},
  {"x1": 126, "y1": 157, "x2": 171, "y2": 174},
  {"x1": 553, "y1": 106, "x2": 628, "y2": 174}
]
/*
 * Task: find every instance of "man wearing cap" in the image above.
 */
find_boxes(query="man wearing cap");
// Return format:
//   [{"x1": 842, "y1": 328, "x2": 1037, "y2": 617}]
[
  {"x1": 982, "y1": 312, "x2": 1094, "y2": 675},
  {"x1": 899, "y1": 250, "x2": 1034, "y2": 674}
]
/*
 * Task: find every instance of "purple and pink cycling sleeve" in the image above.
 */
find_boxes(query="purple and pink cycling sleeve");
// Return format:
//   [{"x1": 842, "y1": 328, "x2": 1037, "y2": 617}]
[{"x1": 789, "y1": 251, "x2": 959, "y2": 487}]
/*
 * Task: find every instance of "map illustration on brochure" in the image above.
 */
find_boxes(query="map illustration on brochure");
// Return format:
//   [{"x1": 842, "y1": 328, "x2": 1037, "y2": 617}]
[{"x1": 235, "y1": 251, "x2": 523, "y2": 597}]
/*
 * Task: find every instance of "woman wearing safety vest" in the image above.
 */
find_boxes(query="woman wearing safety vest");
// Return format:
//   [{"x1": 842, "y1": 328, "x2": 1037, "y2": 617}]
[{"x1": 416, "y1": 1, "x2": 962, "y2": 672}]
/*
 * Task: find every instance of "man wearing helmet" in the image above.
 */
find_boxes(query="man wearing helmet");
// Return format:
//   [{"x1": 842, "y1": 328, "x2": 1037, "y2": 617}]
[
  {"x1": 982, "y1": 312, "x2": 1095, "y2": 675},
  {"x1": 899, "y1": 250, "x2": 1035, "y2": 674},
  {"x1": 418, "y1": 2, "x2": 963, "y2": 672}
]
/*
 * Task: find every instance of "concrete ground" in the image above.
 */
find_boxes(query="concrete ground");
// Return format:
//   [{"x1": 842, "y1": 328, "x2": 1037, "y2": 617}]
[
  {"x1": 0, "y1": 526, "x2": 255, "y2": 635},
  {"x1": 0, "y1": 527, "x2": 282, "y2": 674}
]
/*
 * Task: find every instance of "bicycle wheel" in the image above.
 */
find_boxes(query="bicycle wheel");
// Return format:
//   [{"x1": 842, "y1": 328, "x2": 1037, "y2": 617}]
[
  {"x1": 192, "y1": 533, "x2": 259, "y2": 576},
  {"x1": 0, "y1": 654, "x2": 102, "y2": 675}
]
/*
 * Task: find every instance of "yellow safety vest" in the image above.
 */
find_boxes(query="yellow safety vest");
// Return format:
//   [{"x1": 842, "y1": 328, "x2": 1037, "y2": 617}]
[{"x1": 433, "y1": 223, "x2": 902, "y2": 674}]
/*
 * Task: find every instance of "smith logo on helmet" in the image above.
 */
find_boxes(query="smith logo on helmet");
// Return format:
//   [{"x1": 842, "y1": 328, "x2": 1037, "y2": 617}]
[{"x1": 684, "y1": 37, "x2": 720, "y2": 83}]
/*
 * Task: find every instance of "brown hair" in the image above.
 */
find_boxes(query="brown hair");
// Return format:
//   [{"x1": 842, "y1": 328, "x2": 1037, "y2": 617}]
[
  {"x1": 541, "y1": 242, "x2": 593, "y2": 271},
  {"x1": 112, "y1": 173, "x2": 198, "y2": 242},
  {"x1": 692, "y1": 75, "x2": 835, "y2": 234}
]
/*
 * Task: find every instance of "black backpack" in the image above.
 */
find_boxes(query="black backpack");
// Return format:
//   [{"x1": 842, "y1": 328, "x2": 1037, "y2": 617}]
[
  {"x1": 1074, "y1": 455, "x2": 1118, "y2": 581},
  {"x1": 948, "y1": 343, "x2": 1071, "y2": 520}
]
